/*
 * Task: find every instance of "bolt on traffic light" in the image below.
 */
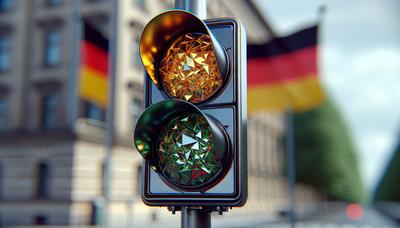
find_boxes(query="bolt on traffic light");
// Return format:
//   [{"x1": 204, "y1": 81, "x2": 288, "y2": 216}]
[{"x1": 134, "y1": 10, "x2": 247, "y2": 208}]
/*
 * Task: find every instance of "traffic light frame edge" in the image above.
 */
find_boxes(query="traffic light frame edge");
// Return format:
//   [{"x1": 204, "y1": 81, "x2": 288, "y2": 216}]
[{"x1": 138, "y1": 15, "x2": 247, "y2": 208}]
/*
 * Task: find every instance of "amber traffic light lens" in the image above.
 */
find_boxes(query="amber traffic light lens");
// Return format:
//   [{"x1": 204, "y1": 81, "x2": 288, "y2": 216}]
[
  {"x1": 159, "y1": 33, "x2": 223, "y2": 103},
  {"x1": 156, "y1": 113, "x2": 223, "y2": 188}
]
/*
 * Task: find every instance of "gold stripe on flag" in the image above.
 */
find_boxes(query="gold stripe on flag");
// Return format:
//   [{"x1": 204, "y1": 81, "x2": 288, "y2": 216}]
[
  {"x1": 79, "y1": 66, "x2": 108, "y2": 107},
  {"x1": 248, "y1": 75, "x2": 325, "y2": 113}
]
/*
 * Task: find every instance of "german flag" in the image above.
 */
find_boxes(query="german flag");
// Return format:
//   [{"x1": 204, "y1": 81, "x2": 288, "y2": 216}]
[
  {"x1": 247, "y1": 26, "x2": 325, "y2": 114},
  {"x1": 79, "y1": 21, "x2": 109, "y2": 108}
]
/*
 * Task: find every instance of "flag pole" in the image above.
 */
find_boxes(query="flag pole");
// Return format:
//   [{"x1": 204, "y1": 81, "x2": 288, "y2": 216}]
[
  {"x1": 68, "y1": 0, "x2": 81, "y2": 129},
  {"x1": 103, "y1": 0, "x2": 118, "y2": 227},
  {"x1": 285, "y1": 109, "x2": 296, "y2": 228},
  {"x1": 248, "y1": 2, "x2": 297, "y2": 227}
]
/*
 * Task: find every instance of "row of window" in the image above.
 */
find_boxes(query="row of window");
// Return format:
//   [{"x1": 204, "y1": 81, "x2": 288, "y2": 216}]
[
  {"x1": 0, "y1": 30, "x2": 61, "y2": 72},
  {"x1": 0, "y1": 0, "x2": 148, "y2": 12},
  {"x1": 0, "y1": 95, "x2": 143, "y2": 131},
  {"x1": 0, "y1": 31, "x2": 142, "y2": 72},
  {"x1": 0, "y1": 94, "x2": 60, "y2": 130},
  {"x1": 0, "y1": 161, "x2": 142, "y2": 200},
  {"x1": 81, "y1": 97, "x2": 144, "y2": 127},
  {"x1": 1, "y1": 6, "x2": 144, "y2": 72},
  {"x1": 0, "y1": 94, "x2": 61, "y2": 130},
  {"x1": 0, "y1": 162, "x2": 50, "y2": 199},
  {"x1": 0, "y1": 0, "x2": 62, "y2": 11}
]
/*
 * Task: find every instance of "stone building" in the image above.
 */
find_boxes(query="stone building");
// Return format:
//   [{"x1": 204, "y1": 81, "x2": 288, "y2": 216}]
[{"x1": 0, "y1": 0, "x2": 323, "y2": 226}]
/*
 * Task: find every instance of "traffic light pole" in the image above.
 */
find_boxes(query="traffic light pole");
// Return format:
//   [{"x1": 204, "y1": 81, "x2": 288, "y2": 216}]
[
  {"x1": 175, "y1": 0, "x2": 207, "y2": 19},
  {"x1": 181, "y1": 207, "x2": 211, "y2": 228},
  {"x1": 174, "y1": 1, "x2": 212, "y2": 228}
]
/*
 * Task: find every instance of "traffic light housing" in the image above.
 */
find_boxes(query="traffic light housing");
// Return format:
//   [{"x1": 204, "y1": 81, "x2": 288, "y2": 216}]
[{"x1": 134, "y1": 10, "x2": 247, "y2": 208}]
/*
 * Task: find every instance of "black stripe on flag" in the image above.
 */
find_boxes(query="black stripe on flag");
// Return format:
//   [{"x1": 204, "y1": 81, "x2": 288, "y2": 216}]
[
  {"x1": 83, "y1": 21, "x2": 109, "y2": 52},
  {"x1": 248, "y1": 26, "x2": 317, "y2": 59}
]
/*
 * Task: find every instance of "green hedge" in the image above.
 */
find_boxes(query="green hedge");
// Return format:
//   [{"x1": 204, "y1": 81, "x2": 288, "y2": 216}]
[{"x1": 293, "y1": 98, "x2": 365, "y2": 203}]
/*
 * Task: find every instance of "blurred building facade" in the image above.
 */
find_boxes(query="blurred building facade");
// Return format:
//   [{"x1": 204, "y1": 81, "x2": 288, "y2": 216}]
[{"x1": 0, "y1": 0, "x2": 323, "y2": 226}]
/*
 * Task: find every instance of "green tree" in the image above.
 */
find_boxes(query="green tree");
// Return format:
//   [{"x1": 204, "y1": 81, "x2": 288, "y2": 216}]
[
  {"x1": 293, "y1": 97, "x2": 365, "y2": 203},
  {"x1": 374, "y1": 142, "x2": 400, "y2": 202}
]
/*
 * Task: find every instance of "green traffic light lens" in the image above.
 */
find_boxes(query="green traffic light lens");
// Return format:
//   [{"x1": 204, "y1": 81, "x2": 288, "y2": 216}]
[{"x1": 156, "y1": 113, "x2": 222, "y2": 188}]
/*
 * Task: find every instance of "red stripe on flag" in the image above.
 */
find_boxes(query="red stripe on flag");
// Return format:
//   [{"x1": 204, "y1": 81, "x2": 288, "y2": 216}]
[
  {"x1": 248, "y1": 46, "x2": 317, "y2": 86},
  {"x1": 81, "y1": 41, "x2": 109, "y2": 76}
]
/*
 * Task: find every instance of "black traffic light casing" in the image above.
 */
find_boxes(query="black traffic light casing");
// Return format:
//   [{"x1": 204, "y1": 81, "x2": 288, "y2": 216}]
[{"x1": 135, "y1": 10, "x2": 247, "y2": 207}]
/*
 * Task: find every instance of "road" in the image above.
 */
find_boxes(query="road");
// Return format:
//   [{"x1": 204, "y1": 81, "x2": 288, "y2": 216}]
[{"x1": 128, "y1": 207, "x2": 399, "y2": 228}]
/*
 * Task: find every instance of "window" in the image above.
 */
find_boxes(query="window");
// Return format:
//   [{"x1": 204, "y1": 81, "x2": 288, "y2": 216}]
[
  {"x1": 44, "y1": 31, "x2": 61, "y2": 67},
  {"x1": 41, "y1": 94, "x2": 58, "y2": 129},
  {"x1": 34, "y1": 215, "x2": 48, "y2": 225},
  {"x1": 36, "y1": 162, "x2": 50, "y2": 199},
  {"x1": 0, "y1": 37, "x2": 10, "y2": 72},
  {"x1": 0, "y1": 99, "x2": 6, "y2": 130},
  {"x1": 100, "y1": 162, "x2": 105, "y2": 195},
  {"x1": 0, "y1": 0, "x2": 11, "y2": 12},
  {"x1": 46, "y1": 0, "x2": 62, "y2": 7},
  {"x1": 0, "y1": 162, "x2": 3, "y2": 200},
  {"x1": 131, "y1": 36, "x2": 141, "y2": 69},
  {"x1": 83, "y1": 101, "x2": 105, "y2": 122},
  {"x1": 129, "y1": 98, "x2": 143, "y2": 127}
]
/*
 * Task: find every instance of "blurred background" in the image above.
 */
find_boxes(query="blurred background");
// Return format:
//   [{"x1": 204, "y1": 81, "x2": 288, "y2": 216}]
[{"x1": 0, "y1": 0, "x2": 399, "y2": 227}]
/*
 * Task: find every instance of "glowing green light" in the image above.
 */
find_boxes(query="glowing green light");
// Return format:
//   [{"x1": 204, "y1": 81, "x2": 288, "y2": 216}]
[{"x1": 156, "y1": 113, "x2": 221, "y2": 187}]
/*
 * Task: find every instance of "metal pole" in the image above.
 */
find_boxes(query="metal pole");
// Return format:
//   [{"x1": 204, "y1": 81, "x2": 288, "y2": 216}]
[
  {"x1": 175, "y1": 0, "x2": 207, "y2": 19},
  {"x1": 286, "y1": 110, "x2": 296, "y2": 228},
  {"x1": 174, "y1": 1, "x2": 210, "y2": 227},
  {"x1": 181, "y1": 207, "x2": 211, "y2": 228},
  {"x1": 104, "y1": 0, "x2": 118, "y2": 227},
  {"x1": 68, "y1": 0, "x2": 81, "y2": 129}
]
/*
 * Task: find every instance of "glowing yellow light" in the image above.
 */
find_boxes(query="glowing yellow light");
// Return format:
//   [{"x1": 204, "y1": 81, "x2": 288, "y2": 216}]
[{"x1": 159, "y1": 33, "x2": 223, "y2": 103}]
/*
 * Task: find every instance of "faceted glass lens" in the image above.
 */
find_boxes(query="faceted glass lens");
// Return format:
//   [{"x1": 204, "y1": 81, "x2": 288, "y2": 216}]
[
  {"x1": 157, "y1": 113, "x2": 222, "y2": 187},
  {"x1": 159, "y1": 33, "x2": 223, "y2": 103}
]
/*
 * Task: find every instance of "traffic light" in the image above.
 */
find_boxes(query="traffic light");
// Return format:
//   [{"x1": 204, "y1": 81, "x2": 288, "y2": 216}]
[{"x1": 134, "y1": 10, "x2": 247, "y2": 209}]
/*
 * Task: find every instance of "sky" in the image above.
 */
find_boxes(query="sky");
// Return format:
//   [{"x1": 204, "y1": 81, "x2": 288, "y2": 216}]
[{"x1": 256, "y1": 0, "x2": 400, "y2": 193}]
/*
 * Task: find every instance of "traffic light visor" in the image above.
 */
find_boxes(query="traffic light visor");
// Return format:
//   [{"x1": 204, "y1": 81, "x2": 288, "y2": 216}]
[{"x1": 139, "y1": 10, "x2": 229, "y2": 103}]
